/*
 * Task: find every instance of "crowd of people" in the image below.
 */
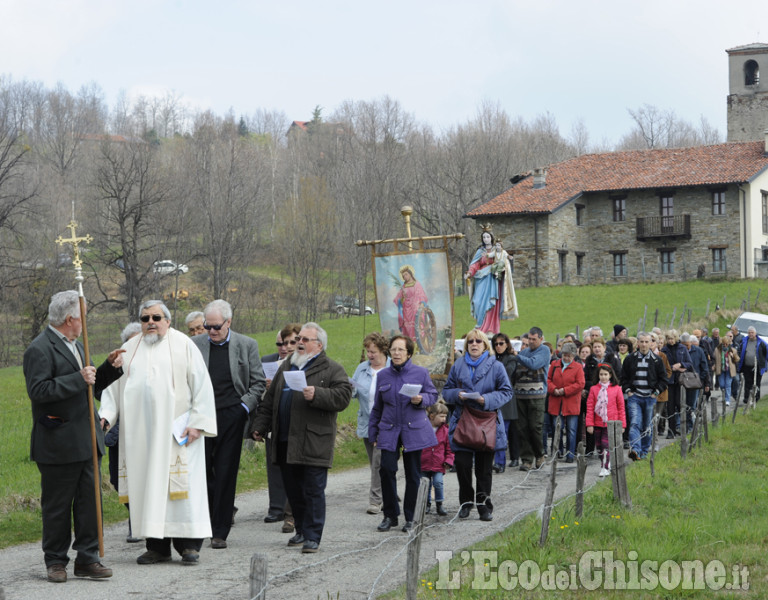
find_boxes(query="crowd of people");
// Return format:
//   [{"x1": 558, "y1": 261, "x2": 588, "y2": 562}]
[{"x1": 24, "y1": 290, "x2": 768, "y2": 584}]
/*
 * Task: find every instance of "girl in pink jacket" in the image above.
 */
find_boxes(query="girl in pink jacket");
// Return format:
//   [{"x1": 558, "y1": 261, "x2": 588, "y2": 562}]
[
  {"x1": 586, "y1": 364, "x2": 626, "y2": 477},
  {"x1": 421, "y1": 401, "x2": 455, "y2": 516}
]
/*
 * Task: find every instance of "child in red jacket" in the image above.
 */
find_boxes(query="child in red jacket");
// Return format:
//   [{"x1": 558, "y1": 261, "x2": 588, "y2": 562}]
[
  {"x1": 586, "y1": 364, "x2": 626, "y2": 477},
  {"x1": 421, "y1": 401, "x2": 454, "y2": 516}
]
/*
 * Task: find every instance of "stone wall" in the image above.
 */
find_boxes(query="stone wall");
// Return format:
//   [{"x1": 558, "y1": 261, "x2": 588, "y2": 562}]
[{"x1": 727, "y1": 94, "x2": 768, "y2": 142}]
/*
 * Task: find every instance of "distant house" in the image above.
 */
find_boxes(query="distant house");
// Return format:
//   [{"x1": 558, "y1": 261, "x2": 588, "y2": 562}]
[
  {"x1": 466, "y1": 139, "x2": 768, "y2": 287},
  {"x1": 467, "y1": 43, "x2": 768, "y2": 288}
]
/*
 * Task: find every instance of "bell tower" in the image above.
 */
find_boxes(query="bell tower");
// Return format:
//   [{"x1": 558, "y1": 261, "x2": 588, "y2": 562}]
[{"x1": 727, "y1": 43, "x2": 768, "y2": 142}]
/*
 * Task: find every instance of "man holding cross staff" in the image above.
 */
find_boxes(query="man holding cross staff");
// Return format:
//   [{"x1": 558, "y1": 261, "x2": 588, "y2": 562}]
[{"x1": 23, "y1": 223, "x2": 125, "y2": 583}]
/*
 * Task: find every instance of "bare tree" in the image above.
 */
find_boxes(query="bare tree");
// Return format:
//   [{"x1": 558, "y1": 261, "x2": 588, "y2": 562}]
[{"x1": 88, "y1": 136, "x2": 170, "y2": 318}]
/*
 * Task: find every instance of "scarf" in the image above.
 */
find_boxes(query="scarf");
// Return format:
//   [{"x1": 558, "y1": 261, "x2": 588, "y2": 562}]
[
  {"x1": 464, "y1": 350, "x2": 488, "y2": 378},
  {"x1": 595, "y1": 382, "x2": 609, "y2": 423}
]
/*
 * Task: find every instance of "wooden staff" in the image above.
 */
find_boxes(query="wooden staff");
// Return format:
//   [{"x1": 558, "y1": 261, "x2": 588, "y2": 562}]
[{"x1": 56, "y1": 221, "x2": 104, "y2": 556}]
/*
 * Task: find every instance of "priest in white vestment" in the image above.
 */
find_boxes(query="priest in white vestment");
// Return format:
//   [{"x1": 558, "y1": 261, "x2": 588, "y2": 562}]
[{"x1": 100, "y1": 300, "x2": 217, "y2": 565}]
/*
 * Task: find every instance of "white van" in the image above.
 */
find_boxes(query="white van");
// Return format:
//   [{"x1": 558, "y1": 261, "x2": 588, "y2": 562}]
[{"x1": 731, "y1": 311, "x2": 768, "y2": 345}]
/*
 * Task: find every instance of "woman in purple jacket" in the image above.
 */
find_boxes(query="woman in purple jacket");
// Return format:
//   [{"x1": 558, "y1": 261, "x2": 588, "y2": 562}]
[
  {"x1": 443, "y1": 329, "x2": 513, "y2": 522},
  {"x1": 369, "y1": 335, "x2": 437, "y2": 533}
]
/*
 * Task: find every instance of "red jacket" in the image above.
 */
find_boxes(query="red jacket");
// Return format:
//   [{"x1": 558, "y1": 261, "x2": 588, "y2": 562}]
[
  {"x1": 546, "y1": 359, "x2": 585, "y2": 416},
  {"x1": 420, "y1": 424, "x2": 454, "y2": 473},
  {"x1": 585, "y1": 383, "x2": 626, "y2": 428}
]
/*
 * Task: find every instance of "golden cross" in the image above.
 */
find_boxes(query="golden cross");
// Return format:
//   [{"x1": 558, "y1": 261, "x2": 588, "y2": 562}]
[{"x1": 55, "y1": 220, "x2": 93, "y2": 270}]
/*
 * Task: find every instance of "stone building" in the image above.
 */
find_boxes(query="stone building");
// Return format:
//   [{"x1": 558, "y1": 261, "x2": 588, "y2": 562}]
[
  {"x1": 468, "y1": 44, "x2": 768, "y2": 288},
  {"x1": 727, "y1": 43, "x2": 768, "y2": 142},
  {"x1": 467, "y1": 139, "x2": 768, "y2": 287}
]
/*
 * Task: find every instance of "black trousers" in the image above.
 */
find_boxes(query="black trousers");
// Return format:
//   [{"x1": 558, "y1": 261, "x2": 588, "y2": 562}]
[
  {"x1": 277, "y1": 441, "x2": 328, "y2": 544},
  {"x1": 265, "y1": 434, "x2": 287, "y2": 516},
  {"x1": 379, "y1": 446, "x2": 422, "y2": 522},
  {"x1": 454, "y1": 450, "x2": 494, "y2": 513},
  {"x1": 742, "y1": 365, "x2": 761, "y2": 402},
  {"x1": 37, "y1": 459, "x2": 101, "y2": 568},
  {"x1": 146, "y1": 537, "x2": 202, "y2": 555},
  {"x1": 205, "y1": 404, "x2": 248, "y2": 540}
]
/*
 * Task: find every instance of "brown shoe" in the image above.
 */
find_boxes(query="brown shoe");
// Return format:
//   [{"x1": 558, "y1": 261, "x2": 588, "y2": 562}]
[
  {"x1": 47, "y1": 564, "x2": 67, "y2": 583},
  {"x1": 211, "y1": 537, "x2": 227, "y2": 549},
  {"x1": 282, "y1": 517, "x2": 295, "y2": 534},
  {"x1": 535, "y1": 455, "x2": 546, "y2": 469},
  {"x1": 74, "y1": 561, "x2": 112, "y2": 578}
]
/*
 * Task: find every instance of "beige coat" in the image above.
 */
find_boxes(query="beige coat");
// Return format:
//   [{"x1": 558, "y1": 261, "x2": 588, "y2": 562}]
[{"x1": 713, "y1": 345, "x2": 739, "y2": 377}]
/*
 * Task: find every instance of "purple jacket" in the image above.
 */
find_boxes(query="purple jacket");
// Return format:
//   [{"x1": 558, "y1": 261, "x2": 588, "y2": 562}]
[{"x1": 368, "y1": 360, "x2": 437, "y2": 452}]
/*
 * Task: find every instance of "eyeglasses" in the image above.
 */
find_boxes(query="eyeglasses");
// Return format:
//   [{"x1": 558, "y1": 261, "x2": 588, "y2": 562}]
[
  {"x1": 140, "y1": 314, "x2": 163, "y2": 323},
  {"x1": 287, "y1": 338, "x2": 298, "y2": 345},
  {"x1": 299, "y1": 336, "x2": 318, "y2": 343},
  {"x1": 467, "y1": 339, "x2": 483, "y2": 345},
  {"x1": 275, "y1": 341, "x2": 285, "y2": 347},
  {"x1": 203, "y1": 322, "x2": 225, "y2": 331},
  {"x1": 493, "y1": 341, "x2": 506, "y2": 346}
]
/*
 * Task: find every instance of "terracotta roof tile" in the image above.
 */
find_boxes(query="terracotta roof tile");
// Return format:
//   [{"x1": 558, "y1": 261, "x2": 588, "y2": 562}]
[{"x1": 468, "y1": 142, "x2": 768, "y2": 217}]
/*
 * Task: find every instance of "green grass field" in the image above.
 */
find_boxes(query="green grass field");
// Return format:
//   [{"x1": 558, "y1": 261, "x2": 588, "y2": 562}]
[
  {"x1": 384, "y1": 402, "x2": 768, "y2": 599},
  {"x1": 1, "y1": 278, "x2": 766, "y2": 552}
]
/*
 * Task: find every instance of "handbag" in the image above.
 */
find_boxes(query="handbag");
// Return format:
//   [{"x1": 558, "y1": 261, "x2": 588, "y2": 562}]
[
  {"x1": 679, "y1": 371, "x2": 702, "y2": 389},
  {"x1": 453, "y1": 404, "x2": 497, "y2": 451}
]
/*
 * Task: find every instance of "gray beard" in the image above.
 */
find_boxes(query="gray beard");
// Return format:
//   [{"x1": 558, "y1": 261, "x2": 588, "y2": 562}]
[
  {"x1": 143, "y1": 333, "x2": 161, "y2": 346},
  {"x1": 291, "y1": 351, "x2": 313, "y2": 369}
]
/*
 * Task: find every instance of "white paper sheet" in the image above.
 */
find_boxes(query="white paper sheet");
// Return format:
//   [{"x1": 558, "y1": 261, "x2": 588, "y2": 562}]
[
  {"x1": 173, "y1": 410, "x2": 190, "y2": 445},
  {"x1": 399, "y1": 383, "x2": 422, "y2": 398},
  {"x1": 461, "y1": 391, "x2": 482, "y2": 400},
  {"x1": 262, "y1": 361, "x2": 280, "y2": 380},
  {"x1": 283, "y1": 370, "x2": 308, "y2": 392}
]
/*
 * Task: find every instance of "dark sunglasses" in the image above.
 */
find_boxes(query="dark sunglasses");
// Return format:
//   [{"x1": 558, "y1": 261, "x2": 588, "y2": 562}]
[
  {"x1": 494, "y1": 341, "x2": 506, "y2": 346},
  {"x1": 203, "y1": 322, "x2": 225, "y2": 331},
  {"x1": 275, "y1": 341, "x2": 286, "y2": 347},
  {"x1": 467, "y1": 339, "x2": 483, "y2": 344},
  {"x1": 140, "y1": 314, "x2": 163, "y2": 322}
]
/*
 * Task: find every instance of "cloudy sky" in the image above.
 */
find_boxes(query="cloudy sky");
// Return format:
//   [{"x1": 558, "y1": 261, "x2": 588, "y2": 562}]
[{"x1": 3, "y1": 0, "x2": 767, "y2": 144}]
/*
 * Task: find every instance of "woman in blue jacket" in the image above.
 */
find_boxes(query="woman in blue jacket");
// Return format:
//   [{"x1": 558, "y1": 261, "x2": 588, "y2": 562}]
[
  {"x1": 444, "y1": 329, "x2": 512, "y2": 522},
  {"x1": 369, "y1": 335, "x2": 437, "y2": 533},
  {"x1": 351, "y1": 332, "x2": 391, "y2": 515}
]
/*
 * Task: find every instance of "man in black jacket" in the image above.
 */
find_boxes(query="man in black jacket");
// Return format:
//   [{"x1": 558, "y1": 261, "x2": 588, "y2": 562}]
[
  {"x1": 24, "y1": 290, "x2": 124, "y2": 583},
  {"x1": 621, "y1": 332, "x2": 668, "y2": 461}
]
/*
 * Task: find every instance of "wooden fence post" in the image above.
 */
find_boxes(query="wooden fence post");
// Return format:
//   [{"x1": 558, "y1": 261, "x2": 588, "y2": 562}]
[
  {"x1": 608, "y1": 421, "x2": 631, "y2": 508},
  {"x1": 680, "y1": 389, "x2": 688, "y2": 459},
  {"x1": 539, "y1": 418, "x2": 561, "y2": 547},
  {"x1": 249, "y1": 553, "x2": 268, "y2": 600},
  {"x1": 650, "y1": 405, "x2": 659, "y2": 478},
  {"x1": 406, "y1": 477, "x2": 430, "y2": 600},
  {"x1": 575, "y1": 441, "x2": 586, "y2": 518}
]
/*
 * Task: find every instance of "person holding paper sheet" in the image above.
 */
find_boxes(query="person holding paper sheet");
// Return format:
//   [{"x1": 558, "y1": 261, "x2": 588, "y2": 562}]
[
  {"x1": 443, "y1": 329, "x2": 512, "y2": 522},
  {"x1": 368, "y1": 335, "x2": 437, "y2": 533},
  {"x1": 351, "y1": 333, "x2": 391, "y2": 515},
  {"x1": 249, "y1": 323, "x2": 352, "y2": 554},
  {"x1": 99, "y1": 300, "x2": 217, "y2": 566}
]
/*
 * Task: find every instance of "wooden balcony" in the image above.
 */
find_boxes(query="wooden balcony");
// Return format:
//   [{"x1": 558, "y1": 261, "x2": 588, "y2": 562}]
[{"x1": 636, "y1": 215, "x2": 691, "y2": 241}]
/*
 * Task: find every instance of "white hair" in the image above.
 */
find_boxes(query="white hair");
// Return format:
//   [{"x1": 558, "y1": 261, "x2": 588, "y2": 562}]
[
  {"x1": 121, "y1": 322, "x2": 142, "y2": 343},
  {"x1": 138, "y1": 300, "x2": 171, "y2": 321},
  {"x1": 303, "y1": 322, "x2": 327, "y2": 350},
  {"x1": 48, "y1": 291, "x2": 80, "y2": 326},
  {"x1": 204, "y1": 299, "x2": 232, "y2": 321}
]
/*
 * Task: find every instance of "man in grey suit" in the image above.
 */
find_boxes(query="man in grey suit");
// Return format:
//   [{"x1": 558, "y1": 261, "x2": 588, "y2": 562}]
[
  {"x1": 23, "y1": 290, "x2": 124, "y2": 583},
  {"x1": 193, "y1": 299, "x2": 265, "y2": 549}
]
